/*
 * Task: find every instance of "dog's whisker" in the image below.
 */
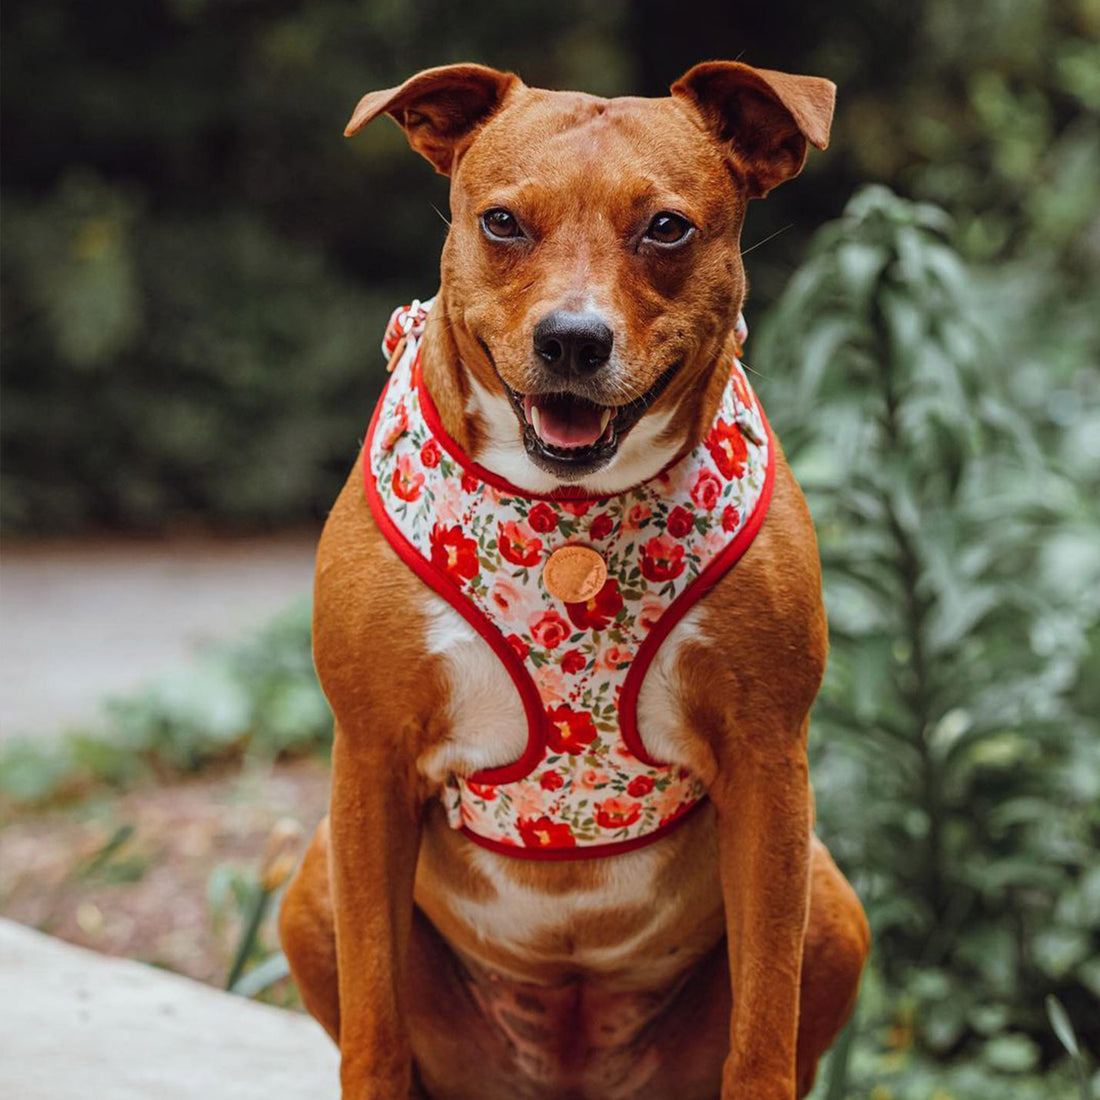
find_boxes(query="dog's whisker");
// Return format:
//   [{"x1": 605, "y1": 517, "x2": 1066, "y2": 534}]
[{"x1": 740, "y1": 224, "x2": 793, "y2": 257}]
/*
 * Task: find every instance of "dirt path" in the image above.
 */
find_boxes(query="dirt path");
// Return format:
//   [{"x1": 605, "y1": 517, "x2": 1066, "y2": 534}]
[{"x1": 0, "y1": 533, "x2": 318, "y2": 744}]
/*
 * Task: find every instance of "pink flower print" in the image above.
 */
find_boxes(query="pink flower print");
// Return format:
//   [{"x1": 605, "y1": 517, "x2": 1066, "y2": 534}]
[
  {"x1": 513, "y1": 786, "x2": 548, "y2": 819},
  {"x1": 624, "y1": 502, "x2": 653, "y2": 531},
  {"x1": 640, "y1": 599, "x2": 664, "y2": 631},
  {"x1": 381, "y1": 400, "x2": 408, "y2": 450},
  {"x1": 691, "y1": 468, "x2": 722, "y2": 511},
  {"x1": 655, "y1": 786, "x2": 686, "y2": 820},
  {"x1": 602, "y1": 645, "x2": 633, "y2": 670},
  {"x1": 579, "y1": 769, "x2": 611, "y2": 790},
  {"x1": 490, "y1": 578, "x2": 521, "y2": 617},
  {"x1": 528, "y1": 609, "x2": 570, "y2": 649}
]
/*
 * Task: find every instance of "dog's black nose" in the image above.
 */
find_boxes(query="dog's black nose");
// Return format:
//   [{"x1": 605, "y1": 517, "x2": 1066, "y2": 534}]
[{"x1": 533, "y1": 311, "x2": 614, "y2": 375}]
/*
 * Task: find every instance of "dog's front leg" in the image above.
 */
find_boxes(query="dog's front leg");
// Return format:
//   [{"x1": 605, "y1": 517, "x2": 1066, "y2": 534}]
[
  {"x1": 329, "y1": 722, "x2": 422, "y2": 1099},
  {"x1": 712, "y1": 721, "x2": 812, "y2": 1100}
]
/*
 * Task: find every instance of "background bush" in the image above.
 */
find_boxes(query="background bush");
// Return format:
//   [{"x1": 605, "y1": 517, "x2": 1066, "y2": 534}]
[
  {"x1": 4, "y1": 0, "x2": 1097, "y2": 530},
  {"x1": 758, "y1": 186, "x2": 1099, "y2": 1095}
]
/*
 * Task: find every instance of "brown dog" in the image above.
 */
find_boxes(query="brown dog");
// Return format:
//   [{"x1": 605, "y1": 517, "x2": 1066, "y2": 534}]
[{"x1": 280, "y1": 61, "x2": 869, "y2": 1100}]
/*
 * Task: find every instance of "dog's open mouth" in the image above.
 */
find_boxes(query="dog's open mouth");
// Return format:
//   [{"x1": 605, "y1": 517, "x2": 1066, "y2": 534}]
[
  {"x1": 524, "y1": 393, "x2": 615, "y2": 454},
  {"x1": 500, "y1": 363, "x2": 682, "y2": 478}
]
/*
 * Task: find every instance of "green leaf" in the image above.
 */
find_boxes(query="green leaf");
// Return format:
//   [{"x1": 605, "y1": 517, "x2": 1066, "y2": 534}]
[{"x1": 1046, "y1": 996, "x2": 1080, "y2": 1059}]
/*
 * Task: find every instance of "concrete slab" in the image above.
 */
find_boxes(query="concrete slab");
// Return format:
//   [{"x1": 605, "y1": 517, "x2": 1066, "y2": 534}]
[{"x1": 0, "y1": 919, "x2": 338, "y2": 1099}]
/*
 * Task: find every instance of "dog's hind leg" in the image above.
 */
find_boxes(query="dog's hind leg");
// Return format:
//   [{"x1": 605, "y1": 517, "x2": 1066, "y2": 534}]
[
  {"x1": 280, "y1": 816, "x2": 341, "y2": 1042},
  {"x1": 794, "y1": 837, "x2": 870, "y2": 1098}
]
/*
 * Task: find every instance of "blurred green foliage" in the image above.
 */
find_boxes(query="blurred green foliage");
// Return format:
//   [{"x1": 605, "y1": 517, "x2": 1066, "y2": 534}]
[
  {"x1": 4, "y1": 0, "x2": 1097, "y2": 529},
  {"x1": 759, "y1": 187, "x2": 1099, "y2": 1098}
]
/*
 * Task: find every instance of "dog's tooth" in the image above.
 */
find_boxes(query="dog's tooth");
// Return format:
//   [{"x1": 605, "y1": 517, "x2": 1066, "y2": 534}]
[
  {"x1": 530, "y1": 405, "x2": 543, "y2": 438},
  {"x1": 599, "y1": 409, "x2": 612, "y2": 434}
]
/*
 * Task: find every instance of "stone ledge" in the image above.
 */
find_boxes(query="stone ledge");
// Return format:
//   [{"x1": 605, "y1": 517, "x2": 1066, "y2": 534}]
[{"x1": 0, "y1": 918, "x2": 338, "y2": 1099}]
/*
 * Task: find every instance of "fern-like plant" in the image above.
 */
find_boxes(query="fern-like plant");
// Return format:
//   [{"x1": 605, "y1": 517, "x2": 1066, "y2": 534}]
[{"x1": 757, "y1": 186, "x2": 1099, "y2": 1093}]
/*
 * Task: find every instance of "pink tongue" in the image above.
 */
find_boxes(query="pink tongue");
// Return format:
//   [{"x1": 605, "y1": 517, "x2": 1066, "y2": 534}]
[{"x1": 525, "y1": 396, "x2": 605, "y2": 448}]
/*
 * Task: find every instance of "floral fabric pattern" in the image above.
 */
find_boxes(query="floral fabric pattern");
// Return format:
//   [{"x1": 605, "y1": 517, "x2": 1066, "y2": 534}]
[{"x1": 367, "y1": 300, "x2": 772, "y2": 857}]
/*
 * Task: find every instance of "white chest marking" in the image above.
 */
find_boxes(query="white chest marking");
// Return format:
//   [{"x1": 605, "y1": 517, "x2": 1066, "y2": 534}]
[
  {"x1": 453, "y1": 839, "x2": 715, "y2": 984},
  {"x1": 417, "y1": 595, "x2": 527, "y2": 783}
]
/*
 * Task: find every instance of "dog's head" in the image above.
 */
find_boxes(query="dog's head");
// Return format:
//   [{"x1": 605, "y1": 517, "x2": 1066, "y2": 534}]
[{"x1": 347, "y1": 62, "x2": 834, "y2": 489}]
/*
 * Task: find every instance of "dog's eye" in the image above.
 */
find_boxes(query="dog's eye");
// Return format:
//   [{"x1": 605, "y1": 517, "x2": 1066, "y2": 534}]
[
  {"x1": 644, "y1": 212, "x2": 694, "y2": 247},
  {"x1": 481, "y1": 208, "x2": 524, "y2": 240}
]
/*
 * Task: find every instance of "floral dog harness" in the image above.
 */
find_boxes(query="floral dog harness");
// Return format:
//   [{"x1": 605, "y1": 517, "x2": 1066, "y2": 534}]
[{"x1": 365, "y1": 300, "x2": 774, "y2": 860}]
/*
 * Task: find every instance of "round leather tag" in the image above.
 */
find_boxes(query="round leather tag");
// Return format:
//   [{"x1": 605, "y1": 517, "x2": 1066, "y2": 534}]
[{"x1": 543, "y1": 544, "x2": 607, "y2": 603}]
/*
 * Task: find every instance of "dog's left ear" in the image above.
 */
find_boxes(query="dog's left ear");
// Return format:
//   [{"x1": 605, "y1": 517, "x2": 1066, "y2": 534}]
[
  {"x1": 345, "y1": 63, "x2": 520, "y2": 175},
  {"x1": 671, "y1": 61, "x2": 835, "y2": 197}
]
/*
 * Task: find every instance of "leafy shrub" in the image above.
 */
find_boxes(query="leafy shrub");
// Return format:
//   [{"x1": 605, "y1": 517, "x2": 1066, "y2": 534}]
[
  {"x1": 758, "y1": 187, "x2": 1100, "y2": 1094},
  {"x1": 6, "y1": 0, "x2": 1095, "y2": 533}
]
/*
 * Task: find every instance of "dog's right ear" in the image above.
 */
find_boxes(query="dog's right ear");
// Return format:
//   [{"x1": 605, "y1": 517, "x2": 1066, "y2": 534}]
[{"x1": 345, "y1": 64, "x2": 520, "y2": 176}]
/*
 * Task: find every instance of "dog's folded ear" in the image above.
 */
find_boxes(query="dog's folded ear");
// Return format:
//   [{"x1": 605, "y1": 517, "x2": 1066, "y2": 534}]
[
  {"x1": 345, "y1": 64, "x2": 520, "y2": 175},
  {"x1": 671, "y1": 62, "x2": 835, "y2": 198}
]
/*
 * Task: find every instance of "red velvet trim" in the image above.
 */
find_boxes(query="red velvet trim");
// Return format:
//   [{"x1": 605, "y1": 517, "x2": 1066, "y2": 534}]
[
  {"x1": 618, "y1": 405, "x2": 777, "y2": 767},
  {"x1": 363, "y1": 376, "x2": 548, "y2": 785},
  {"x1": 459, "y1": 796, "x2": 707, "y2": 861}
]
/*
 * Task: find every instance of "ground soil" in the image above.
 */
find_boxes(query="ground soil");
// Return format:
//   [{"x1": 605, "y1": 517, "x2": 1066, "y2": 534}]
[{"x1": 0, "y1": 757, "x2": 330, "y2": 988}]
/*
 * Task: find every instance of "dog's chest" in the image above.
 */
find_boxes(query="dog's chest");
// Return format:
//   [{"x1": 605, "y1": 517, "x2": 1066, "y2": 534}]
[{"x1": 415, "y1": 593, "x2": 704, "y2": 785}]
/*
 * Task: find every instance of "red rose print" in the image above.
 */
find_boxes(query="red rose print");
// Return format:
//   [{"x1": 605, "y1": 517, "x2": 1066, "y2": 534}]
[
  {"x1": 691, "y1": 469, "x2": 722, "y2": 511},
  {"x1": 466, "y1": 781, "x2": 497, "y2": 800},
  {"x1": 391, "y1": 454, "x2": 425, "y2": 502},
  {"x1": 546, "y1": 704, "x2": 598, "y2": 755},
  {"x1": 640, "y1": 534, "x2": 686, "y2": 582},
  {"x1": 381, "y1": 400, "x2": 408, "y2": 450},
  {"x1": 595, "y1": 796, "x2": 643, "y2": 829},
  {"x1": 560, "y1": 648, "x2": 586, "y2": 675},
  {"x1": 565, "y1": 578, "x2": 624, "y2": 631},
  {"x1": 498, "y1": 520, "x2": 543, "y2": 567},
  {"x1": 430, "y1": 523, "x2": 480, "y2": 583},
  {"x1": 705, "y1": 419, "x2": 748, "y2": 480},
  {"x1": 518, "y1": 815, "x2": 576, "y2": 849},
  {"x1": 528, "y1": 609, "x2": 570, "y2": 650},
  {"x1": 626, "y1": 502, "x2": 652, "y2": 529},
  {"x1": 420, "y1": 439, "x2": 441, "y2": 468},
  {"x1": 589, "y1": 512, "x2": 614, "y2": 540},
  {"x1": 539, "y1": 771, "x2": 565, "y2": 792},
  {"x1": 721, "y1": 504, "x2": 741, "y2": 532},
  {"x1": 667, "y1": 505, "x2": 694, "y2": 538},
  {"x1": 461, "y1": 471, "x2": 480, "y2": 493},
  {"x1": 560, "y1": 500, "x2": 590, "y2": 517},
  {"x1": 627, "y1": 775, "x2": 655, "y2": 797},
  {"x1": 602, "y1": 645, "x2": 632, "y2": 670},
  {"x1": 527, "y1": 501, "x2": 559, "y2": 533},
  {"x1": 506, "y1": 633, "x2": 529, "y2": 659}
]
